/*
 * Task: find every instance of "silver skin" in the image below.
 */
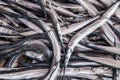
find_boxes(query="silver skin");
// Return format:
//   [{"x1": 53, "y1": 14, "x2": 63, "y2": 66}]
[{"x1": 64, "y1": 1, "x2": 120, "y2": 69}]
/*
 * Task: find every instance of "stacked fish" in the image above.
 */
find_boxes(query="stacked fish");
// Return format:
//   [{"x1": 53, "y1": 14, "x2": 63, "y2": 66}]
[{"x1": 0, "y1": 0, "x2": 120, "y2": 80}]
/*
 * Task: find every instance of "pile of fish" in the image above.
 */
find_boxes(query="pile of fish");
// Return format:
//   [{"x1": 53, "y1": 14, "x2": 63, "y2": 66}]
[{"x1": 0, "y1": 0, "x2": 120, "y2": 80}]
